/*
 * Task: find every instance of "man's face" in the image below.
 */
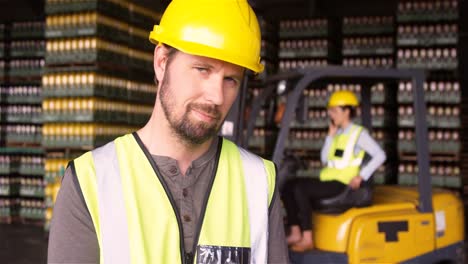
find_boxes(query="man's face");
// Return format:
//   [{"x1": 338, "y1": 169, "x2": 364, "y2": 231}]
[
  {"x1": 157, "y1": 49, "x2": 244, "y2": 145},
  {"x1": 327, "y1": 106, "x2": 349, "y2": 126}
]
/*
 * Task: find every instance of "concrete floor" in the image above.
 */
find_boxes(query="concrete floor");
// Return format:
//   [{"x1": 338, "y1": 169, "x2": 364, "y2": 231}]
[
  {"x1": 0, "y1": 224, "x2": 48, "y2": 264},
  {"x1": 0, "y1": 223, "x2": 467, "y2": 264}
]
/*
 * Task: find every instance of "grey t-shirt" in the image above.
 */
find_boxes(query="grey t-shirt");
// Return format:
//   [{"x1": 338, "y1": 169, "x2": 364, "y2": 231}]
[{"x1": 47, "y1": 137, "x2": 289, "y2": 263}]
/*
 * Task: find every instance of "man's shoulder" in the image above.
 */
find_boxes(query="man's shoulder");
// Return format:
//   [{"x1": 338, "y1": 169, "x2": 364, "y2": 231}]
[
  {"x1": 221, "y1": 137, "x2": 272, "y2": 162},
  {"x1": 74, "y1": 133, "x2": 133, "y2": 164}
]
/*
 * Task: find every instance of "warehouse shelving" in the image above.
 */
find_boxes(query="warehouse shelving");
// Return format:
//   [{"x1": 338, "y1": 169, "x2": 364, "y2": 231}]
[
  {"x1": 250, "y1": 18, "x2": 336, "y2": 177},
  {"x1": 0, "y1": 21, "x2": 46, "y2": 225},
  {"x1": 42, "y1": 0, "x2": 160, "y2": 230},
  {"x1": 396, "y1": 0, "x2": 461, "y2": 189},
  {"x1": 278, "y1": 18, "x2": 331, "y2": 72},
  {"x1": 341, "y1": 15, "x2": 398, "y2": 181},
  {"x1": 342, "y1": 16, "x2": 395, "y2": 69},
  {"x1": 243, "y1": 17, "x2": 279, "y2": 158}
]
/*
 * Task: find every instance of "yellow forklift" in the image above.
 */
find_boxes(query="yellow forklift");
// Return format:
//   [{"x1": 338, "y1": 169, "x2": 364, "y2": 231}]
[{"x1": 242, "y1": 67, "x2": 465, "y2": 263}]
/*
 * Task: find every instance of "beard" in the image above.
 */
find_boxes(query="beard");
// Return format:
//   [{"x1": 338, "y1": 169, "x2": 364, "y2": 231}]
[{"x1": 159, "y1": 69, "x2": 222, "y2": 146}]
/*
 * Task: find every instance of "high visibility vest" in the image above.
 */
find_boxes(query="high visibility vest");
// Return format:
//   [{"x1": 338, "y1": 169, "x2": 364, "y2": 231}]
[
  {"x1": 73, "y1": 133, "x2": 276, "y2": 264},
  {"x1": 320, "y1": 124, "x2": 365, "y2": 184}
]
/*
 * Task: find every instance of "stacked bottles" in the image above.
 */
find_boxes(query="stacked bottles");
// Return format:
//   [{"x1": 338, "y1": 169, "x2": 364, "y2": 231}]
[
  {"x1": 42, "y1": 123, "x2": 135, "y2": 148},
  {"x1": 343, "y1": 37, "x2": 393, "y2": 56},
  {"x1": 398, "y1": 24, "x2": 458, "y2": 46},
  {"x1": 44, "y1": 158, "x2": 68, "y2": 183},
  {"x1": 0, "y1": 24, "x2": 5, "y2": 40},
  {"x1": 279, "y1": 40, "x2": 328, "y2": 60},
  {"x1": 396, "y1": 0, "x2": 461, "y2": 188},
  {"x1": 42, "y1": 98, "x2": 152, "y2": 125},
  {"x1": 342, "y1": 57, "x2": 394, "y2": 68},
  {"x1": 1, "y1": 85, "x2": 42, "y2": 104},
  {"x1": 9, "y1": 59, "x2": 44, "y2": 78},
  {"x1": 44, "y1": 37, "x2": 152, "y2": 70},
  {"x1": 9, "y1": 22, "x2": 45, "y2": 80},
  {"x1": 20, "y1": 177, "x2": 45, "y2": 198},
  {"x1": 397, "y1": 1, "x2": 458, "y2": 22},
  {"x1": 0, "y1": 153, "x2": 44, "y2": 176},
  {"x1": 0, "y1": 177, "x2": 20, "y2": 196},
  {"x1": 11, "y1": 41, "x2": 46, "y2": 58},
  {"x1": 3, "y1": 125, "x2": 42, "y2": 144},
  {"x1": 398, "y1": 105, "x2": 459, "y2": 128},
  {"x1": 398, "y1": 81, "x2": 460, "y2": 104},
  {"x1": 287, "y1": 129, "x2": 327, "y2": 150},
  {"x1": 279, "y1": 60, "x2": 328, "y2": 71},
  {"x1": 372, "y1": 165, "x2": 388, "y2": 184},
  {"x1": 281, "y1": 85, "x2": 330, "y2": 178},
  {"x1": 280, "y1": 19, "x2": 328, "y2": 38},
  {"x1": 397, "y1": 48, "x2": 457, "y2": 69},
  {"x1": 397, "y1": 1, "x2": 458, "y2": 70},
  {"x1": 43, "y1": 158, "x2": 68, "y2": 229},
  {"x1": 398, "y1": 162, "x2": 461, "y2": 188},
  {"x1": 250, "y1": 128, "x2": 271, "y2": 149},
  {"x1": 398, "y1": 129, "x2": 459, "y2": 154},
  {"x1": 11, "y1": 22, "x2": 44, "y2": 39},
  {"x1": 247, "y1": 87, "x2": 275, "y2": 154},
  {"x1": 258, "y1": 18, "x2": 279, "y2": 78},
  {"x1": 0, "y1": 60, "x2": 5, "y2": 79},
  {"x1": 245, "y1": 18, "x2": 278, "y2": 157},
  {"x1": 342, "y1": 16, "x2": 394, "y2": 69},
  {"x1": 0, "y1": 21, "x2": 46, "y2": 224},
  {"x1": 6, "y1": 105, "x2": 42, "y2": 124},
  {"x1": 5, "y1": 21, "x2": 45, "y2": 144},
  {"x1": 296, "y1": 158, "x2": 322, "y2": 178},
  {"x1": 303, "y1": 88, "x2": 328, "y2": 107},
  {"x1": 370, "y1": 106, "x2": 387, "y2": 128},
  {"x1": 0, "y1": 155, "x2": 19, "y2": 205},
  {"x1": 0, "y1": 24, "x2": 4, "y2": 113},
  {"x1": 42, "y1": 72, "x2": 154, "y2": 103},
  {"x1": 0, "y1": 23, "x2": 4, "y2": 76},
  {"x1": 18, "y1": 155, "x2": 44, "y2": 176},
  {"x1": 291, "y1": 109, "x2": 328, "y2": 129},
  {"x1": 19, "y1": 199, "x2": 45, "y2": 221},
  {"x1": 343, "y1": 17, "x2": 394, "y2": 35},
  {"x1": 0, "y1": 149, "x2": 44, "y2": 223},
  {"x1": 42, "y1": 0, "x2": 161, "y2": 229},
  {"x1": 0, "y1": 199, "x2": 19, "y2": 223},
  {"x1": 278, "y1": 19, "x2": 329, "y2": 72}
]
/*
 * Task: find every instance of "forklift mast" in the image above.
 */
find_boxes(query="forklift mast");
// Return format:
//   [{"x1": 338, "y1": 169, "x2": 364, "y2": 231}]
[
  {"x1": 219, "y1": 74, "x2": 250, "y2": 144},
  {"x1": 244, "y1": 66, "x2": 432, "y2": 214}
]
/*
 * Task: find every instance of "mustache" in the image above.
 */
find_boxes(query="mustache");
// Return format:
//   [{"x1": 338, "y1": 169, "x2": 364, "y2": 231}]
[{"x1": 188, "y1": 103, "x2": 221, "y2": 120}]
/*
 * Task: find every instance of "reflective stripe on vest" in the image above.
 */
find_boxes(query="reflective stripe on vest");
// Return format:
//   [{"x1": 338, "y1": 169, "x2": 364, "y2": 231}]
[
  {"x1": 327, "y1": 125, "x2": 363, "y2": 169},
  {"x1": 74, "y1": 133, "x2": 275, "y2": 264},
  {"x1": 238, "y1": 147, "x2": 268, "y2": 264},
  {"x1": 93, "y1": 142, "x2": 131, "y2": 264},
  {"x1": 319, "y1": 124, "x2": 365, "y2": 184}
]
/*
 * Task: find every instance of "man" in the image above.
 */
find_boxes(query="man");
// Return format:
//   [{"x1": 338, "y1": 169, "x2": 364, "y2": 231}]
[
  {"x1": 282, "y1": 90, "x2": 386, "y2": 252},
  {"x1": 47, "y1": 0, "x2": 289, "y2": 263}
]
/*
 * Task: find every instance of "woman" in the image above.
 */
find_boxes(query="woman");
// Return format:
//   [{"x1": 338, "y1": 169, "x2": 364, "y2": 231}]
[{"x1": 282, "y1": 90, "x2": 386, "y2": 252}]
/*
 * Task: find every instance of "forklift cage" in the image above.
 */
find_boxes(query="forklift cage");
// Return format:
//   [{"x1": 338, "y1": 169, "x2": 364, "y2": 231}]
[{"x1": 243, "y1": 66, "x2": 432, "y2": 213}]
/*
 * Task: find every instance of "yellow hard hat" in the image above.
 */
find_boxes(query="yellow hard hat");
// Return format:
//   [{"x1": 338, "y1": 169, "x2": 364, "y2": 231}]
[
  {"x1": 149, "y1": 0, "x2": 264, "y2": 73},
  {"x1": 328, "y1": 90, "x2": 359, "y2": 107}
]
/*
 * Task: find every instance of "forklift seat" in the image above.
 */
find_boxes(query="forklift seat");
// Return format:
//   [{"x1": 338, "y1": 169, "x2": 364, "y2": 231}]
[{"x1": 312, "y1": 183, "x2": 373, "y2": 214}]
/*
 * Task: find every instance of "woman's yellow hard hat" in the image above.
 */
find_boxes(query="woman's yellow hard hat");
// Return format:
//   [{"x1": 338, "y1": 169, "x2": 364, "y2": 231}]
[
  {"x1": 328, "y1": 90, "x2": 359, "y2": 107},
  {"x1": 149, "y1": 0, "x2": 264, "y2": 73}
]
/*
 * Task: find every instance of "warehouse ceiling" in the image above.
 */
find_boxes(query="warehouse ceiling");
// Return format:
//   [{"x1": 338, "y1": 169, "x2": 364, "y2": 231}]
[
  {"x1": 0, "y1": 0, "x2": 46, "y2": 21},
  {"x1": 0, "y1": 0, "x2": 396, "y2": 22},
  {"x1": 0, "y1": 0, "x2": 168, "y2": 22}
]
